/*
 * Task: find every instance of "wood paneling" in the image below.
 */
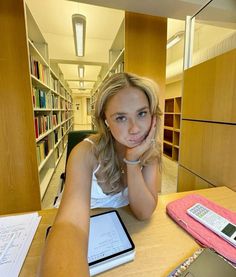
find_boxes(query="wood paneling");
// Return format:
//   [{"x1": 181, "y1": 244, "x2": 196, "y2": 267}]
[
  {"x1": 179, "y1": 120, "x2": 236, "y2": 191},
  {"x1": 178, "y1": 165, "x2": 213, "y2": 192},
  {"x1": 0, "y1": 0, "x2": 41, "y2": 214},
  {"x1": 124, "y1": 12, "x2": 167, "y2": 192},
  {"x1": 182, "y1": 48, "x2": 236, "y2": 123},
  {"x1": 124, "y1": 12, "x2": 167, "y2": 96}
]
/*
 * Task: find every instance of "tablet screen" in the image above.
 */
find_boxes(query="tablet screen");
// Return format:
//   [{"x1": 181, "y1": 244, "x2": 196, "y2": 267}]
[{"x1": 88, "y1": 210, "x2": 135, "y2": 266}]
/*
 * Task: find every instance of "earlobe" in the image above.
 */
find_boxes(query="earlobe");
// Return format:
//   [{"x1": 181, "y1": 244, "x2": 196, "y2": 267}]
[{"x1": 105, "y1": 120, "x2": 109, "y2": 127}]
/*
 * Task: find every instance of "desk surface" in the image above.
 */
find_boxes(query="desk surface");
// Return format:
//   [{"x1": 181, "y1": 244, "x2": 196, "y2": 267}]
[{"x1": 20, "y1": 186, "x2": 236, "y2": 277}]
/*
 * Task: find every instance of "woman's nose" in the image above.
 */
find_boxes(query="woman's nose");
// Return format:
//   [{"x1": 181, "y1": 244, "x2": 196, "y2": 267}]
[{"x1": 128, "y1": 119, "x2": 140, "y2": 134}]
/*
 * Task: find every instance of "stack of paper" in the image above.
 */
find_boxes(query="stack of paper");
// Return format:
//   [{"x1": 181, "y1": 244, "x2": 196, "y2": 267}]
[{"x1": 0, "y1": 212, "x2": 41, "y2": 277}]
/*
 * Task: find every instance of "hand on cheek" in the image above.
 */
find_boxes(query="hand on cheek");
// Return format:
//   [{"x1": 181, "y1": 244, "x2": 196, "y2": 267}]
[{"x1": 125, "y1": 116, "x2": 157, "y2": 161}]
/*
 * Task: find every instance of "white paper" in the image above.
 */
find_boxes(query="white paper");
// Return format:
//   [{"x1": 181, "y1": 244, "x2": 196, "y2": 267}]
[
  {"x1": 0, "y1": 212, "x2": 41, "y2": 277},
  {"x1": 88, "y1": 212, "x2": 135, "y2": 276}
]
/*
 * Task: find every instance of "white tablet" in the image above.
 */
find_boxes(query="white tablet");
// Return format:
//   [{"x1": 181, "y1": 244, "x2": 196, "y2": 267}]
[{"x1": 88, "y1": 210, "x2": 135, "y2": 275}]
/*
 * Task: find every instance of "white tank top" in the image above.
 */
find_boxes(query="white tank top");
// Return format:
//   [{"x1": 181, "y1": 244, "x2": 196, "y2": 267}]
[{"x1": 84, "y1": 138, "x2": 129, "y2": 209}]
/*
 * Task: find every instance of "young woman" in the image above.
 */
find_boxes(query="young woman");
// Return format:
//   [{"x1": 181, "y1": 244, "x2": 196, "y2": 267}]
[{"x1": 38, "y1": 72, "x2": 162, "y2": 276}]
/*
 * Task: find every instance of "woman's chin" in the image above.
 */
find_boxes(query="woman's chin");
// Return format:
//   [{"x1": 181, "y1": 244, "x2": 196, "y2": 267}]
[{"x1": 126, "y1": 141, "x2": 142, "y2": 148}]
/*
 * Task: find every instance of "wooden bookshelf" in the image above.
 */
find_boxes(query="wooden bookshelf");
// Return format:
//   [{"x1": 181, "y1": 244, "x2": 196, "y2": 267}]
[
  {"x1": 26, "y1": 5, "x2": 73, "y2": 199},
  {"x1": 0, "y1": 0, "x2": 42, "y2": 214},
  {"x1": 163, "y1": 97, "x2": 182, "y2": 161}
]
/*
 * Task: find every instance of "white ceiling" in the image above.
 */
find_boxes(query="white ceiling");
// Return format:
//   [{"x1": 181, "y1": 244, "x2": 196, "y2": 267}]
[{"x1": 25, "y1": 0, "x2": 236, "y2": 96}]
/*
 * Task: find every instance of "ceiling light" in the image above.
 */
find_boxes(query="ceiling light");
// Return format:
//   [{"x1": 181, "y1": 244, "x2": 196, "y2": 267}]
[
  {"x1": 167, "y1": 31, "x2": 184, "y2": 49},
  {"x1": 78, "y1": 65, "x2": 84, "y2": 78},
  {"x1": 79, "y1": 81, "x2": 84, "y2": 88},
  {"x1": 72, "y1": 14, "x2": 86, "y2": 56}
]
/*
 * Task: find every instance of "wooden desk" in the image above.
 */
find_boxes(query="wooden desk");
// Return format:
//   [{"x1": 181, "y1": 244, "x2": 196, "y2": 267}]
[{"x1": 20, "y1": 186, "x2": 236, "y2": 277}]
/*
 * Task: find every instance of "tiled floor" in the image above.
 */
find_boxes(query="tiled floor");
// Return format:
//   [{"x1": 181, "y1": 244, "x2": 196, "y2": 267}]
[{"x1": 42, "y1": 150, "x2": 178, "y2": 209}]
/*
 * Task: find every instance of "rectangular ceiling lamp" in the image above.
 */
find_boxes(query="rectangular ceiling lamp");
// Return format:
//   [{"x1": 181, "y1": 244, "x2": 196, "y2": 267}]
[
  {"x1": 78, "y1": 65, "x2": 84, "y2": 78},
  {"x1": 72, "y1": 14, "x2": 86, "y2": 56},
  {"x1": 167, "y1": 31, "x2": 184, "y2": 49}
]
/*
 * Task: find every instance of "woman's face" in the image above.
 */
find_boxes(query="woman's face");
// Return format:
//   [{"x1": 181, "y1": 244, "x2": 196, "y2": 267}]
[{"x1": 104, "y1": 86, "x2": 152, "y2": 148}]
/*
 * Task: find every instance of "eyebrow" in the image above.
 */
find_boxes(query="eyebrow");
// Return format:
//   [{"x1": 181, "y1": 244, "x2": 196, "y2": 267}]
[{"x1": 110, "y1": 106, "x2": 149, "y2": 118}]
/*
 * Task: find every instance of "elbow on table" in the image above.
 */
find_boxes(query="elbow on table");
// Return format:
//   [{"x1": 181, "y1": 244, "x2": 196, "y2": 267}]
[{"x1": 132, "y1": 202, "x2": 157, "y2": 221}]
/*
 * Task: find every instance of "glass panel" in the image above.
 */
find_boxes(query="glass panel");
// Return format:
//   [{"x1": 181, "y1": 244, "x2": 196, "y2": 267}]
[{"x1": 188, "y1": 0, "x2": 236, "y2": 68}]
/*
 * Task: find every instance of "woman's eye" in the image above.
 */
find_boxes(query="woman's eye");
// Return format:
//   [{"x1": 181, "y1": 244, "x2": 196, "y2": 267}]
[
  {"x1": 138, "y1": 111, "x2": 147, "y2": 117},
  {"x1": 115, "y1": 116, "x2": 127, "y2": 122}
]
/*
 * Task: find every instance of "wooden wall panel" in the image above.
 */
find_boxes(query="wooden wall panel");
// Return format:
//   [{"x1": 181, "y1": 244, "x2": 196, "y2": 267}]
[
  {"x1": 124, "y1": 12, "x2": 167, "y2": 192},
  {"x1": 124, "y1": 12, "x2": 167, "y2": 95},
  {"x1": 182, "y1": 48, "x2": 236, "y2": 123},
  {"x1": 179, "y1": 120, "x2": 236, "y2": 191},
  {"x1": 178, "y1": 165, "x2": 213, "y2": 192},
  {"x1": 0, "y1": 0, "x2": 41, "y2": 214}
]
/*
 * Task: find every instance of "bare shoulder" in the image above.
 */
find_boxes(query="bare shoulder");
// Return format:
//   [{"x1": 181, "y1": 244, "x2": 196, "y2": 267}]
[{"x1": 68, "y1": 137, "x2": 98, "y2": 171}]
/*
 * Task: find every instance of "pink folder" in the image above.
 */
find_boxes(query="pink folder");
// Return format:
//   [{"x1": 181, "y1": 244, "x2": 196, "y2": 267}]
[{"x1": 166, "y1": 193, "x2": 236, "y2": 264}]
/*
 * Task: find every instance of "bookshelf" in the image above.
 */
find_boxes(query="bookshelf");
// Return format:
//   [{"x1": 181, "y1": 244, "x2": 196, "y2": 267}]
[
  {"x1": 163, "y1": 97, "x2": 182, "y2": 161},
  {"x1": 26, "y1": 5, "x2": 73, "y2": 199}
]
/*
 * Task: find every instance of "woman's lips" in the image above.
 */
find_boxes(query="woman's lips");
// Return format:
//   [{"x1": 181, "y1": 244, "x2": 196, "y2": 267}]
[{"x1": 128, "y1": 135, "x2": 145, "y2": 144}]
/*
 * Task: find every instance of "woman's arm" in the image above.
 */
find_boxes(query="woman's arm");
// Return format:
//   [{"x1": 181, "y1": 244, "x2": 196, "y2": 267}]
[
  {"x1": 125, "y1": 117, "x2": 161, "y2": 220},
  {"x1": 126, "y1": 161, "x2": 160, "y2": 221},
  {"x1": 37, "y1": 141, "x2": 96, "y2": 277}
]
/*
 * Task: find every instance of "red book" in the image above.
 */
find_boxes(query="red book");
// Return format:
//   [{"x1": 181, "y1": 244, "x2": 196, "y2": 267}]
[{"x1": 34, "y1": 117, "x2": 39, "y2": 138}]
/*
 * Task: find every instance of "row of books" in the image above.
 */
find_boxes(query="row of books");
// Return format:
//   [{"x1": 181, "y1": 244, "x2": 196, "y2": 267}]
[
  {"x1": 54, "y1": 129, "x2": 61, "y2": 144},
  {"x1": 49, "y1": 74, "x2": 72, "y2": 101},
  {"x1": 63, "y1": 119, "x2": 72, "y2": 131},
  {"x1": 60, "y1": 99, "x2": 66, "y2": 109},
  {"x1": 63, "y1": 101, "x2": 73, "y2": 110},
  {"x1": 30, "y1": 56, "x2": 48, "y2": 85},
  {"x1": 53, "y1": 111, "x2": 72, "y2": 125},
  {"x1": 61, "y1": 111, "x2": 70, "y2": 122},
  {"x1": 59, "y1": 86, "x2": 66, "y2": 97},
  {"x1": 34, "y1": 114, "x2": 72, "y2": 140},
  {"x1": 32, "y1": 87, "x2": 52, "y2": 109},
  {"x1": 52, "y1": 114, "x2": 59, "y2": 127},
  {"x1": 50, "y1": 74, "x2": 60, "y2": 92},
  {"x1": 52, "y1": 94, "x2": 60, "y2": 109},
  {"x1": 32, "y1": 88, "x2": 65, "y2": 110},
  {"x1": 34, "y1": 115, "x2": 51, "y2": 138},
  {"x1": 36, "y1": 137, "x2": 52, "y2": 165}
]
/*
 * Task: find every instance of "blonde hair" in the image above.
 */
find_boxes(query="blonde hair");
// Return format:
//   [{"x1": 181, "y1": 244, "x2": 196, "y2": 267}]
[{"x1": 92, "y1": 72, "x2": 162, "y2": 194}]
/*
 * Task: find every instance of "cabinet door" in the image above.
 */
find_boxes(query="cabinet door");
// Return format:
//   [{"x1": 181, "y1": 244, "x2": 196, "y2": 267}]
[
  {"x1": 182, "y1": 48, "x2": 236, "y2": 123},
  {"x1": 179, "y1": 120, "x2": 236, "y2": 191},
  {"x1": 178, "y1": 165, "x2": 213, "y2": 192}
]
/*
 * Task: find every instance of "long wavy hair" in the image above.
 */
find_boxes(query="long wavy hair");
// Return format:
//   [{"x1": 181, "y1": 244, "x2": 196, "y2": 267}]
[{"x1": 91, "y1": 72, "x2": 162, "y2": 194}]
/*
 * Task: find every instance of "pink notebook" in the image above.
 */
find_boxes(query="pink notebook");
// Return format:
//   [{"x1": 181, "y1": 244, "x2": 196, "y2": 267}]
[{"x1": 166, "y1": 194, "x2": 236, "y2": 263}]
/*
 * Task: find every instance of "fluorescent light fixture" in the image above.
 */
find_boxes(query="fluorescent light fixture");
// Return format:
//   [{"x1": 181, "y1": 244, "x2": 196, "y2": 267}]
[
  {"x1": 167, "y1": 31, "x2": 184, "y2": 49},
  {"x1": 72, "y1": 14, "x2": 86, "y2": 56},
  {"x1": 78, "y1": 65, "x2": 84, "y2": 78}
]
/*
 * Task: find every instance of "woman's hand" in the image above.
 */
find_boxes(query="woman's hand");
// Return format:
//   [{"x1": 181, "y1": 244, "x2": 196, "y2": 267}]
[{"x1": 125, "y1": 116, "x2": 157, "y2": 161}]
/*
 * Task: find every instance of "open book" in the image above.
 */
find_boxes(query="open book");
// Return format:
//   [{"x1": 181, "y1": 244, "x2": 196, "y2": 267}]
[{"x1": 88, "y1": 210, "x2": 135, "y2": 276}]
